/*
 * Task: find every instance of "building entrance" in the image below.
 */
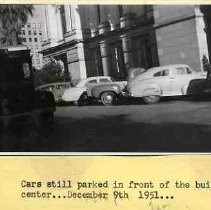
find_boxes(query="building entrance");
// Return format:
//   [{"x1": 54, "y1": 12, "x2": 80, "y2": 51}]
[
  {"x1": 132, "y1": 35, "x2": 153, "y2": 69},
  {"x1": 110, "y1": 41, "x2": 126, "y2": 80}
]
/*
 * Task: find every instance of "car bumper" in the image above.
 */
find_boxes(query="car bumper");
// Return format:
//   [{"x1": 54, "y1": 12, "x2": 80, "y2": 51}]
[{"x1": 121, "y1": 91, "x2": 133, "y2": 97}]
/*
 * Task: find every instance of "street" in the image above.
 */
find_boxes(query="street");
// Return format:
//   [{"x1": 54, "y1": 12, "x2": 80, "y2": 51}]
[
  {"x1": 49, "y1": 97, "x2": 211, "y2": 152},
  {"x1": 2, "y1": 97, "x2": 211, "y2": 152}
]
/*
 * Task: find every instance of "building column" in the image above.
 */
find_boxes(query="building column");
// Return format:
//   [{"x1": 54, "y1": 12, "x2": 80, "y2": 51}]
[
  {"x1": 194, "y1": 6, "x2": 209, "y2": 71},
  {"x1": 149, "y1": 30, "x2": 159, "y2": 67},
  {"x1": 64, "y1": 5, "x2": 72, "y2": 32},
  {"x1": 99, "y1": 41, "x2": 111, "y2": 76},
  {"x1": 59, "y1": 55, "x2": 70, "y2": 81},
  {"x1": 77, "y1": 42, "x2": 87, "y2": 79},
  {"x1": 121, "y1": 34, "x2": 133, "y2": 71}
]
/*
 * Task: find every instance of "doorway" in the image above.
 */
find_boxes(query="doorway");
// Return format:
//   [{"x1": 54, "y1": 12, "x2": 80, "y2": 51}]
[{"x1": 110, "y1": 41, "x2": 126, "y2": 80}]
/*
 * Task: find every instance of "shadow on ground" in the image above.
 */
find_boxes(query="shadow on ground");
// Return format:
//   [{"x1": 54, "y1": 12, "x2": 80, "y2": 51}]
[
  {"x1": 0, "y1": 116, "x2": 53, "y2": 152},
  {"x1": 58, "y1": 93, "x2": 211, "y2": 107},
  {"x1": 49, "y1": 114, "x2": 211, "y2": 152},
  {"x1": 1, "y1": 95, "x2": 211, "y2": 152}
]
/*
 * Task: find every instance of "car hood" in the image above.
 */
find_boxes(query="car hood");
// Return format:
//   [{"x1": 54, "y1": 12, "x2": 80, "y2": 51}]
[{"x1": 194, "y1": 71, "x2": 207, "y2": 77}]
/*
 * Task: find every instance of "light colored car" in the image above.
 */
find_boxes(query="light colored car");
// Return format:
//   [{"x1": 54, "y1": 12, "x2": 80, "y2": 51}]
[
  {"x1": 62, "y1": 76, "x2": 127, "y2": 105},
  {"x1": 126, "y1": 64, "x2": 207, "y2": 104}
]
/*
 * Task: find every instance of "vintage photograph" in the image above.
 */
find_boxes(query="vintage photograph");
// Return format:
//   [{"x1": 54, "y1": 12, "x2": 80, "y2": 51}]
[{"x1": 0, "y1": 4, "x2": 211, "y2": 152}]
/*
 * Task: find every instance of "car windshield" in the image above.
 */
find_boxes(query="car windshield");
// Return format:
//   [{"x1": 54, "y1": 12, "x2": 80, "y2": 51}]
[
  {"x1": 128, "y1": 68, "x2": 146, "y2": 80},
  {"x1": 75, "y1": 79, "x2": 87, "y2": 87},
  {"x1": 99, "y1": 78, "x2": 113, "y2": 83},
  {"x1": 175, "y1": 67, "x2": 192, "y2": 74}
]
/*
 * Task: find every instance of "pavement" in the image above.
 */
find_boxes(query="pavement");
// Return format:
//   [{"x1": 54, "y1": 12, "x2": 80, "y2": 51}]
[
  {"x1": 50, "y1": 97, "x2": 211, "y2": 152},
  {"x1": 1, "y1": 96, "x2": 211, "y2": 152}
]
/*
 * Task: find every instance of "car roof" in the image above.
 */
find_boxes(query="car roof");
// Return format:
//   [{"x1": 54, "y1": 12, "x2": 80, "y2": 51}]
[
  {"x1": 131, "y1": 64, "x2": 192, "y2": 80},
  {"x1": 37, "y1": 82, "x2": 71, "y2": 89},
  {"x1": 87, "y1": 76, "x2": 111, "y2": 80},
  {"x1": 81, "y1": 76, "x2": 111, "y2": 82},
  {"x1": 147, "y1": 64, "x2": 190, "y2": 73}
]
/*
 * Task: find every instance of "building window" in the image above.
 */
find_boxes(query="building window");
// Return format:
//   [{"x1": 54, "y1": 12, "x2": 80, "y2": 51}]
[
  {"x1": 38, "y1": 23, "x2": 42, "y2": 28},
  {"x1": 33, "y1": 31, "x2": 37, "y2": 35},
  {"x1": 32, "y1": 23, "x2": 36, "y2": 28},
  {"x1": 154, "y1": 70, "x2": 169, "y2": 77},
  {"x1": 22, "y1": 30, "x2": 25, "y2": 35},
  {"x1": 60, "y1": 5, "x2": 67, "y2": 35},
  {"x1": 29, "y1": 38, "x2": 32, "y2": 42},
  {"x1": 39, "y1": 31, "x2": 42, "y2": 36},
  {"x1": 34, "y1": 38, "x2": 38, "y2": 42},
  {"x1": 27, "y1": 22, "x2": 31, "y2": 28},
  {"x1": 28, "y1": 31, "x2": 31, "y2": 35},
  {"x1": 89, "y1": 47, "x2": 103, "y2": 77},
  {"x1": 22, "y1": 38, "x2": 26, "y2": 42}
]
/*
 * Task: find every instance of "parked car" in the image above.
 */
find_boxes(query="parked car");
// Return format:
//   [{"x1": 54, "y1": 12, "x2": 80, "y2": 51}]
[
  {"x1": 36, "y1": 82, "x2": 72, "y2": 104},
  {"x1": 126, "y1": 64, "x2": 207, "y2": 104},
  {"x1": 204, "y1": 66, "x2": 211, "y2": 94},
  {"x1": 62, "y1": 76, "x2": 127, "y2": 105}
]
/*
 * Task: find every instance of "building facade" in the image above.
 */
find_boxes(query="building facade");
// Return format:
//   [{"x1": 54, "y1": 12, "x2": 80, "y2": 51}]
[
  {"x1": 41, "y1": 5, "x2": 210, "y2": 82},
  {"x1": 20, "y1": 5, "x2": 46, "y2": 70}
]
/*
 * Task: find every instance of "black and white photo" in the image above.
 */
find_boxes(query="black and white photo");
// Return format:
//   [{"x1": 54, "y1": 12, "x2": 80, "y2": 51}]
[{"x1": 1, "y1": 4, "x2": 211, "y2": 152}]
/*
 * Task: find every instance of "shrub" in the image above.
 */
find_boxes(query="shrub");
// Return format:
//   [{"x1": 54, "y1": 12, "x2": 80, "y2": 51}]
[{"x1": 34, "y1": 61, "x2": 65, "y2": 86}]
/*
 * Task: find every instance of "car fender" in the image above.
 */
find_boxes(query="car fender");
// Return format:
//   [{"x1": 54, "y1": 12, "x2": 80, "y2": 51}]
[
  {"x1": 130, "y1": 84, "x2": 161, "y2": 97},
  {"x1": 181, "y1": 84, "x2": 189, "y2": 95},
  {"x1": 91, "y1": 84, "x2": 121, "y2": 98}
]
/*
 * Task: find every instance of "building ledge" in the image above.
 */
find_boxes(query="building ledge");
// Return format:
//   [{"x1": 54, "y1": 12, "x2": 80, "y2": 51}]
[
  {"x1": 64, "y1": 30, "x2": 77, "y2": 38},
  {"x1": 42, "y1": 39, "x2": 51, "y2": 47},
  {"x1": 40, "y1": 39, "x2": 82, "y2": 55}
]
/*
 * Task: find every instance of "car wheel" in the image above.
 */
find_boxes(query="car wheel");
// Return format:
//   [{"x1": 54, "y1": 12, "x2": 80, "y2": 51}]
[
  {"x1": 101, "y1": 91, "x2": 116, "y2": 106},
  {"x1": 73, "y1": 92, "x2": 88, "y2": 106},
  {"x1": 143, "y1": 95, "x2": 160, "y2": 104}
]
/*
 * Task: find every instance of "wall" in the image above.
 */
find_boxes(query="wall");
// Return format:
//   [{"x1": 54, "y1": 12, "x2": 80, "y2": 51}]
[
  {"x1": 78, "y1": 5, "x2": 147, "y2": 34},
  {"x1": 154, "y1": 5, "x2": 208, "y2": 71}
]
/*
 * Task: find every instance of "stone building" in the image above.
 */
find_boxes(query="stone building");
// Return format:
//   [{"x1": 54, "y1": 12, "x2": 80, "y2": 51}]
[
  {"x1": 41, "y1": 5, "x2": 210, "y2": 82},
  {"x1": 20, "y1": 5, "x2": 46, "y2": 70}
]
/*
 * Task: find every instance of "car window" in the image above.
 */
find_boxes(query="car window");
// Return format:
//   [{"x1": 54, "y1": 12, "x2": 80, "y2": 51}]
[
  {"x1": 53, "y1": 85, "x2": 61, "y2": 90},
  {"x1": 154, "y1": 69, "x2": 169, "y2": 77},
  {"x1": 43, "y1": 87, "x2": 52, "y2": 91},
  {"x1": 88, "y1": 79, "x2": 97, "y2": 84},
  {"x1": 99, "y1": 78, "x2": 111, "y2": 83},
  {"x1": 86, "y1": 79, "x2": 98, "y2": 85},
  {"x1": 173, "y1": 67, "x2": 192, "y2": 75},
  {"x1": 129, "y1": 68, "x2": 146, "y2": 79},
  {"x1": 76, "y1": 80, "x2": 86, "y2": 87}
]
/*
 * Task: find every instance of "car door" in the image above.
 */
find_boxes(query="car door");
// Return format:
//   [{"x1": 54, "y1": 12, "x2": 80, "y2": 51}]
[
  {"x1": 86, "y1": 79, "x2": 98, "y2": 96},
  {"x1": 169, "y1": 67, "x2": 193, "y2": 95},
  {"x1": 153, "y1": 69, "x2": 173, "y2": 96}
]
